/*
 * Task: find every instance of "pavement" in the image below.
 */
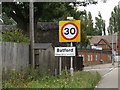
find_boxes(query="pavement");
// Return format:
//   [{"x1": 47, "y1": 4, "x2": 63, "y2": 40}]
[
  {"x1": 96, "y1": 68, "x2": 118, "y2": 88},
  {"x1": 83, "y1": 62, "x2": 120, "y2": 89}
]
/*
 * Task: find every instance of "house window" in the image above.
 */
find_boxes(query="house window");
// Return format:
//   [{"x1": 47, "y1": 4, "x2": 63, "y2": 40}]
[
  {"x1": 91, "y1": 55, "x2": 92, "y2": 61},
  {"x1": 88, "y1": 55, "x2": 90, "y2": 61},
  {"x1": 82, "y1": 55, "x2": 84, "y2": 61},
  {"x1": 96, "y1": 55, "x2": 98, "y2": 61}
]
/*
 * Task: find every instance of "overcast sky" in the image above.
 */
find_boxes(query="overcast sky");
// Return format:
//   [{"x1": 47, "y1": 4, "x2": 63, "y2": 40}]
[{"x1": 77, "y1": 0, "x2": 120, "y2": 35}]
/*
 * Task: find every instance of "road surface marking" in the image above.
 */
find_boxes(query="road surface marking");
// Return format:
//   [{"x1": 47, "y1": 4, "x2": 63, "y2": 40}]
[{"x1": 102, "y1": 68, "x2": 117, "y2": 77}]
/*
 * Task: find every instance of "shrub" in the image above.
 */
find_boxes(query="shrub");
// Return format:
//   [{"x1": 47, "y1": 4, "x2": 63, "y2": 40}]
[{"x1": 0, "y1": 28, "x2": 30, "y2": 44}]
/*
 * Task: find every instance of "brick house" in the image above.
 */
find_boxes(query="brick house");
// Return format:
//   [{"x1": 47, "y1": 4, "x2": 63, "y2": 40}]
[
  {"x1": 88, "y1": 35, "x2": 117, "y2": 50},
  {"x1": 78, "y1": 33, "x2": 120, "y2": 65},
  {"x1": 96, "y1": 39, "x2": 112, "y2": 50},
  {"x1": 78, "y1": 49, "x2": 112, "y2": 65}
]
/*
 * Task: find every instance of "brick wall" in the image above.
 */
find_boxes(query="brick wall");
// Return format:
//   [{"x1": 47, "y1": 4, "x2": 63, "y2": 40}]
[
  {"x1": 78, "y1": 49, "x2": 112, "y2": 66},
  {"x1": 110, "y1": 43, "x2": 116, "y2": 50}
]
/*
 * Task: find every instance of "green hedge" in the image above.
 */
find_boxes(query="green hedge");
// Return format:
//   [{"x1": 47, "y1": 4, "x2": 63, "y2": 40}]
[{"x1": 0, "y1": 28, "x2": 30, "y2": 44}]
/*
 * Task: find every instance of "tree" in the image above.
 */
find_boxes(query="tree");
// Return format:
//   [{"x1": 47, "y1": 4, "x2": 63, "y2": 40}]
[
  {"x1": 2, "y1": 2, "x2": 99, "y2": 48},
  {"x1": 86, "y1": 11, "x2": 96, "y2": 36},
  {"x1": 73, "y1": 0, "x2": 98, "y2": 7},
  {"x1": 108, "y1": 6, "x2": 120, "y2": 35},
  {"x1": 95, "y1": 12, "x2": 106, "y2": 35},
  {"x1": 1, "y1": 12, "x2": 16, "y2": 25},
  {"x1": 2, "y1": 1, "x2": 100, "y2": 34},
  {"x1": 78, "y1": 10, "x2": 89, "y2": 48},
  {"x1": 79, "y1": 11, "x2": 97, "y2": 36},
  {"x1": 77, "y1": 10, "x2": 94, "y2": 48},
  {"x1": 2, "y1": 2, "x2": 80, "y2": 34}
]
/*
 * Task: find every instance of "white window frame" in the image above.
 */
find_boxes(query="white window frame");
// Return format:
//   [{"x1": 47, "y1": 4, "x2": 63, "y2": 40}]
[
  {"x1": 96, "y1": 55, "x2": 98, "y2": 61},
  {"x1": 91, "y1": 55, "x2": 92, "y2": 61},
  {"x1": 82, "y1": 55, "x2": 84, "y2": 61}
]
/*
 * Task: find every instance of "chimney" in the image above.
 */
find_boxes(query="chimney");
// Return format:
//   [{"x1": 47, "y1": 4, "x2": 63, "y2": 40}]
[{"x1": 118, "y1": 31, "x2": 120, "y2": 56}]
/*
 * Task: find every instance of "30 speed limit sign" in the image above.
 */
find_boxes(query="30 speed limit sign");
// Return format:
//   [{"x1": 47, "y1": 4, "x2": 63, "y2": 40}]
[{"x1": 59, "y1": 20, "x2": 80, "y2": 42}]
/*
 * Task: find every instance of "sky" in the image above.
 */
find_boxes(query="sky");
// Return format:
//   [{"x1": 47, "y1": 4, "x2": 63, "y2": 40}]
[{"x1": 77, "y1": 0, "x2": 120, "y2": 35}]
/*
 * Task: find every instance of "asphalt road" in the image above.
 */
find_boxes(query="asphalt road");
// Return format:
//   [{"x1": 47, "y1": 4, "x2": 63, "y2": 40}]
[
  {"x1": 84, "y1": 67, "x2": 115, "y2": 76},
  {"x1": 96, "y1": 67, "x2": 119, "y2": 88},
  {"x1": 84, "y1": 63, "x2": 120, "y2": 89},
  {"x1": 84, "y1": 63, "x2": 118, "y2": 76}
]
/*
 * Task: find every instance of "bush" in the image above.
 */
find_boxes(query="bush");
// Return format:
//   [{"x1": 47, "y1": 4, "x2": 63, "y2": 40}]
[{"x1": 0, "y1": 28, "x2": 30, "y2": 44}]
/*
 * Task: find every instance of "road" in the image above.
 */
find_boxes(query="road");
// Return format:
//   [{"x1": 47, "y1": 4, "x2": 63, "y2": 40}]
[
  {"x1": 84, "y1": 63, "x2": 119, "y2": 89},
  {"x1": 96, "y1": 67, "x2": 119, "y2": 88},
  {"x1": 84, "y1": 63, "x2": 118, "y2": 76}
]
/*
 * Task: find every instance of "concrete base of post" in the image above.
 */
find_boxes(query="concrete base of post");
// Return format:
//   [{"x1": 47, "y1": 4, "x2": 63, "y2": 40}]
[{"x1": 70, "y1": 68, "x2": 74, "y2": 77}]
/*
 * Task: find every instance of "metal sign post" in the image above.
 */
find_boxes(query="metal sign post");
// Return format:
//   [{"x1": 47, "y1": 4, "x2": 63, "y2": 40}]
[
  {"x1": 70, "y1": 42, "x2": 73, "y2": 76},
  {"x1": 59, "y1": 56, "x2": 62, "y2": 75},
  {"x1": 67, "y1": 17, "x2": 74, "y2": 77},
  {"x1": 112, "y1": 26, "x2": 114, "y2": 65}
]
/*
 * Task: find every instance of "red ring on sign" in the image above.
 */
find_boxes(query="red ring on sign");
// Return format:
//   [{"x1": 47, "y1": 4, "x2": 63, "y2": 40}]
[{"x1": 61, "y1": 23, "x2": 79, "y2": 40}]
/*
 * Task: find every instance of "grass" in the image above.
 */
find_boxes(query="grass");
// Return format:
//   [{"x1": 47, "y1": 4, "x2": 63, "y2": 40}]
[{"x1": 2, "y1": 69, "x2": 101, "y2": 88}]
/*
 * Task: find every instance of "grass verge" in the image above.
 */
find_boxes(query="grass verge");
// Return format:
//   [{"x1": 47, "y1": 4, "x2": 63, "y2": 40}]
[{"x1": 2, "y1": 69, "x2": 101, "y2": 88}]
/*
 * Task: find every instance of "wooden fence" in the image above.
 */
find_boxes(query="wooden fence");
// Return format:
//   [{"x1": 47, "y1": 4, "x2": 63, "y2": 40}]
[
  {"x1": 0, "y1": 42, "x2": 83, "y2": 75},
  {"x1": 0, "y1": 42, "x2": 29, "y2": 72},
  {"x1": 35, "y1": 46, "x2": 58, "y2": 75},
  {"x1": 35, "y1": 47, "x2": 83, "y2": 75}
]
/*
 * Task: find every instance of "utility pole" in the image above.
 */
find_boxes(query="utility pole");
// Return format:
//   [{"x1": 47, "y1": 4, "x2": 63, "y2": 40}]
[
  {"x1": 29, "y1": 1, "x2": 35, "y2": 69},
  {"x1": 0, "y1": 2, "x2": 2, "y2": 90},
  {"x1": 112, "y1": 28, "x2": 114, "y2": 65}
]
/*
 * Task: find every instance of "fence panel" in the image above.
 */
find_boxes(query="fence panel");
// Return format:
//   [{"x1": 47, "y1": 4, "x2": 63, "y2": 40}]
[{"x1": 1, "y1": 42, "x2": 29, "y2": 71}]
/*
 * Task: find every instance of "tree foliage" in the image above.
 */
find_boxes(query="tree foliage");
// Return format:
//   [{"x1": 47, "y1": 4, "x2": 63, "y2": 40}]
[
  {"x1": 95, "y1": 12, "x2": 105, "y2": 35},
  {"x1": 2, "y1": 2, "x2": 80, "y2": 33},
  {"x1": 77, "y1": 10, "x2": 94, "y2": 48},
  {"x1": 0, "y1": 29, "x2": 29, "y2": 44},
  {"x1": 86, "y1": 11, "x2": 96, "y2": 36},
  {"x1": 108, "y1": 6, "x2": 120, "y2": 35},
  {"x1": 2, "y1": 2, "x2": 99, "y2": 48},
  {"x1": 79, "y1": 11, "x2": 97, "y2": 36},
  {"x1": 0, "y1": 12, "x2": 16, "y2": 25},
  {"x1": 2, "y1": 1, "x2": 99, "y2": 32}
]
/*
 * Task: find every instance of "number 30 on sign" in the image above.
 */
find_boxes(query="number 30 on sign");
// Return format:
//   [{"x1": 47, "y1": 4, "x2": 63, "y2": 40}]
[{"x1": 59, "y1": 20, "x2": 80, "y2": 42}]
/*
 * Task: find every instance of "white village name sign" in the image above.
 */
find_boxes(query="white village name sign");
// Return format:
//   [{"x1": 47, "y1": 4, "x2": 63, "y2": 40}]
[{"x1": 55, "y1": 47, "x2": 76, "y2": 56}]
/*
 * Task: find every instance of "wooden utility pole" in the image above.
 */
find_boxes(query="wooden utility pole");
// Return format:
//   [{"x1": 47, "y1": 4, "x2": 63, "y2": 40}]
[{"x1": 29, "y1": 1, "x2": 35, "y2": 69}]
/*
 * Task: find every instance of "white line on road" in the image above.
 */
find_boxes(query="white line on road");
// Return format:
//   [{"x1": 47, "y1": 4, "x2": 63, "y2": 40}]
[
  {"x1": 84, "y1": 67, "x2": 114, "y2": 71},
  {"x1": 102, "y1": 67, "x2": 117, "y2": 77}
]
